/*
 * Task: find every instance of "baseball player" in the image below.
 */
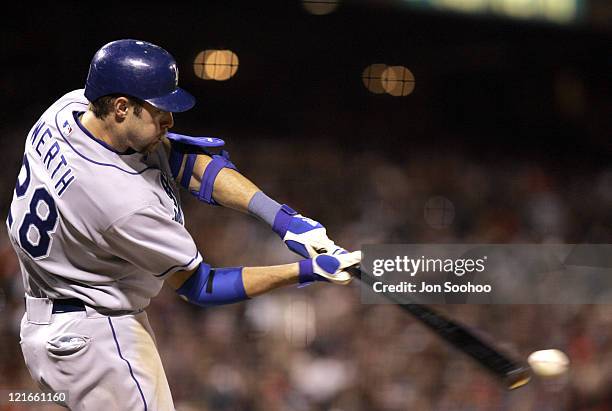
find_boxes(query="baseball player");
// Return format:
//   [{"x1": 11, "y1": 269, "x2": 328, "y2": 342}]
[{"x1": 6, "y1": 39, "x2": 360, "y2": 410}]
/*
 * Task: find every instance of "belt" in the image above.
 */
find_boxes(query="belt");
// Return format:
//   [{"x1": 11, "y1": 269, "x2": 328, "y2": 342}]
[{"x1": 52, "y1": 298, "x2": 86, "y2": 314}]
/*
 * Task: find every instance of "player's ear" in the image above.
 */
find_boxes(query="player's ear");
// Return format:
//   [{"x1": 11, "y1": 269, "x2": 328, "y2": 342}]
[{"x1": 114, "y1": 96, "x2": 130, "y2": 120}]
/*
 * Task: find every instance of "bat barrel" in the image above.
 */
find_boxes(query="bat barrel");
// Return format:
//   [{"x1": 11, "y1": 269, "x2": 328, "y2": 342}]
[{"x1": 347, "y1": 265, "x2": 531, "y2": 390}]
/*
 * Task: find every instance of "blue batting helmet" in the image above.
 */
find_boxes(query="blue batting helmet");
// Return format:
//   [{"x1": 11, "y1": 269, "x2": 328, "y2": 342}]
[{"x1": 84, "y1": 39, "x2": 195, "y2": 112}]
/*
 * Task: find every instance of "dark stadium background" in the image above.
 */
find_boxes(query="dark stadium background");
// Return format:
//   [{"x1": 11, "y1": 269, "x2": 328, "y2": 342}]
[{"x1": 1, "y1": 2, "x2": 611, "y2": 410}]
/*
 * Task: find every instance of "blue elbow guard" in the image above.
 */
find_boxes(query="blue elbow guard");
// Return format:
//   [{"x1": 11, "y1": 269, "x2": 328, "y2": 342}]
[
  {"x1": 168, "y1": 148, "x2": 186, "y2": 180},
  {"x1": 194, "y1": 151, "x2": 238, "y2": 206},
  {"x1": 169, "y1": 150, "x2": 238, "y2": 206},
  {"x1": 176, "y1": 262, "x2": 248, "y2": 307}
]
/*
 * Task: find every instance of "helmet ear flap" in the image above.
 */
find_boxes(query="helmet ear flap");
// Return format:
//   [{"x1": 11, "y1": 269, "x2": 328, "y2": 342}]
[{"x1": 84, "y1": 39, "x2": 195, "y2": 113}]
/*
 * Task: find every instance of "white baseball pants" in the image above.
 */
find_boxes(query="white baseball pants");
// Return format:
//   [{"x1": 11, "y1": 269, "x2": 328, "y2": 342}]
[{"x1": 20, "y1": 296, "x2": 175, "y2": 411}]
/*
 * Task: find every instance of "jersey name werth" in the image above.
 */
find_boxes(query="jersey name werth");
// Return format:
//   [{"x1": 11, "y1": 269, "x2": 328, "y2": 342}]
[{"x1": 29, "y1": 120, "x2": 75, "y2": 196}]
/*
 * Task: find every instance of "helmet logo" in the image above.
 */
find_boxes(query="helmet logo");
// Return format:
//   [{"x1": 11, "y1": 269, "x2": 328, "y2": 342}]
[{"x1": 171, "y1": 63, "x2": 179, "y2": 87}]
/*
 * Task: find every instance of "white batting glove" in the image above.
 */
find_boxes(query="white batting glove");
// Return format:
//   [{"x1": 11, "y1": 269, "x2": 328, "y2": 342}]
[
  {"x1": 298, "y1": 251, "x2": 361, "y2": 285},
  {"x1": 273, "y1": 205, "x2": 346, "y2": 258}
]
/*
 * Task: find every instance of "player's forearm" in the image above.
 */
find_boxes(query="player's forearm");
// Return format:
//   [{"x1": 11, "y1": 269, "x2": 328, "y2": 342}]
[
  {"x1": 169, "y1": 252, "x2": 358, "y2": 307},
  {"x1": 168, "y1": 143, "x2": 343, "y2": 260},
  {"x1": 168, "y1": 262, "x2": 299, "y2": 295},
  {"x1": 177, "y1": 154, "x2": 259, "y2": 212},
  {"x1": 211, "y1": 168, "x2": 260, "y2": 212},
  {"x1": 241, "y1": 263, "x2": 299, "y2": 297},
  {"x1": 169, "y1": 262, "x2": 301, "y2": 307},
  {"x1": 167, "y1": 142, "x2": 271, "y2": 214}
]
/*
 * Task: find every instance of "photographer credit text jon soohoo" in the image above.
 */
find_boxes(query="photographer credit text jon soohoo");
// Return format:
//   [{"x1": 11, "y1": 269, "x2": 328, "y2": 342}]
[{"x1": 370, "y1": 256, "x2": 493, "y2": 294}]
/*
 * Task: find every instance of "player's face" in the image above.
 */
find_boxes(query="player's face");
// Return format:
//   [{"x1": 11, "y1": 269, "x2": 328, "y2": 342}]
[{"x1": 125, "y1": 102, "x2": 174, "y2": 153}]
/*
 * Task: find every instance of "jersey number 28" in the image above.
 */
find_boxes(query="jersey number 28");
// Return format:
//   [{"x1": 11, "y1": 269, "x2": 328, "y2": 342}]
[{"x1": 10, "y1": 155, "x2": 59, "y2": 259}]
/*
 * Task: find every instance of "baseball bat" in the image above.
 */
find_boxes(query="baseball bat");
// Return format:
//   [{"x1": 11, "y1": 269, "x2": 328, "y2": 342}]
[{"x1": 346, "y1": 266, "x2": 532, "y2": 390}]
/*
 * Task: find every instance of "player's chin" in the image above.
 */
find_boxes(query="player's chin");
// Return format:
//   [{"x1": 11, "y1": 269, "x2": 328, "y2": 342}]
[{"x1": 141, "y1": 140, "x2": 162, "y2": 154}]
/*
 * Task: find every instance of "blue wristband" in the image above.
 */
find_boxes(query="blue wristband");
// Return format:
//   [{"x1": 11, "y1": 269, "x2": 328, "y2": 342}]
[
  {"x1": 298, "y1": 259, "x2": 315, "y2": 284},
  {"x1": 298, "y1": 258, "x2": 329, "y2": 284},
  {"x1": 247, "y1": 191, "x2": 282, "y2": 226}
]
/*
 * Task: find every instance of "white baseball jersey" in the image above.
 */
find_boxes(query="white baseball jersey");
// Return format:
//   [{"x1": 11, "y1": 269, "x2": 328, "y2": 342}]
[{"x1": 6, "y1": 89, "x2": 202, "y2": 312}]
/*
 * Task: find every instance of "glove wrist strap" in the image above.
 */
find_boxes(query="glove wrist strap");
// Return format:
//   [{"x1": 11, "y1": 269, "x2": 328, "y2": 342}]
[
  {"x1": 272, "y1": 204, "x2": 297, "y2": 237},
  {"x1": 298, "y1": 259, "x2": 317, "y2": 284}
]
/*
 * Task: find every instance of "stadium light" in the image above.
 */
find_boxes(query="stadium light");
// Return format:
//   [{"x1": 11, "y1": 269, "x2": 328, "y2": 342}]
[
  {"x1": 381, "y1": 66, "x2": 415, "y2": 96},
  {"x1": 362, "y1": 64, "x2": 388, "y2": 94},
  {"x1": 302, "y1": 0, "x2": 341, "y2": 15},
  {"x1": 193, "y1": 49, "x2": 239, "y2": 81},
  {"x1": 405, "y1": 0, "x2": 581, "y2": 24}
]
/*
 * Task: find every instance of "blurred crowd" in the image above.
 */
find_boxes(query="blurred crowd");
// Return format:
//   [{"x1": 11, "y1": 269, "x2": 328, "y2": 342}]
[{"x1": 1, "y1": 133, "x2": 612, "y2": 411}]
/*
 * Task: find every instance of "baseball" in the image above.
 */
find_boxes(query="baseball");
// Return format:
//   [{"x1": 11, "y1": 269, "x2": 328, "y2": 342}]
[{"x1": 527, "y1": 349, "x2": 570, "y2": 377}]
